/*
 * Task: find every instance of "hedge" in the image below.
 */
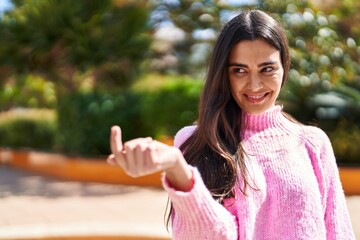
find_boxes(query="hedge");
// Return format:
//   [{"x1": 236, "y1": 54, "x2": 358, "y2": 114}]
[
  {"x1": 0, "y1": 109, "x2": 56, "y2": 151},
  {"x1": 55, "y1": 79, "x2": 202, "y2": 156}
]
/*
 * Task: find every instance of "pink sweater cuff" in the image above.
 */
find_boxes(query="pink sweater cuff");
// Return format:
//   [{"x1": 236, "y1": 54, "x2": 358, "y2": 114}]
[{"x1": 162, "y1": 166, "x2": 237, "y2": 238}]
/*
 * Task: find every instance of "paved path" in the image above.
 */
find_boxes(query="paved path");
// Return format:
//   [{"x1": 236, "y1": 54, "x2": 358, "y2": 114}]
[
  {"x1": 0, "y1": 165, "x2": 171, "y2": 239},
  {"x1": 0, "y1": 164, "x2": 359, "y2": 239}
]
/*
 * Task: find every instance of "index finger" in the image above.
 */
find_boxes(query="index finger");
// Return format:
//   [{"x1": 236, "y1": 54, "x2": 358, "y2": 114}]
[{"x1": 110, "y1": 125, "x2": 123, "y2": 155}]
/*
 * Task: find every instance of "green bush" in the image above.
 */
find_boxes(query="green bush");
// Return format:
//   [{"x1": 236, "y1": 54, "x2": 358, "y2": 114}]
[
  {"x1": 138, "y1": 77, "x2": 202, "y2": 138},
  {"x1": 0, "y1": 109, "x2": 56, "y2": 151},
  {"x1": 0, "y1": 75, "x2": 57, "y2": 111},
  {"x1": 55, "y1": 76, "x2": 202, "y2": 156},
  {"x1": 56, "y1": 91, "x2": 143, "y2": 156},
  {"x1": 329, "y1": 120, "x2": 360, "y2": 166}
]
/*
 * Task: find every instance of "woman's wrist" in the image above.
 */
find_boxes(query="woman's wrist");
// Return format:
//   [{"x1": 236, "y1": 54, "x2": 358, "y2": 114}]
[{"x1": 164, "y1": 148, "x2": 194, "y2": 192}]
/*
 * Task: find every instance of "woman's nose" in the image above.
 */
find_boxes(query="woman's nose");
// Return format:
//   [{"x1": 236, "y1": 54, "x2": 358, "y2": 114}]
[{"x1": 248, "y1": 73, "x2": 263, "y2": 90}]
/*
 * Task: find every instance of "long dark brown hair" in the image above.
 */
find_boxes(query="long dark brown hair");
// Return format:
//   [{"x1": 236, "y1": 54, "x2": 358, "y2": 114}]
[{"x1": 166, "y1": 9, "x2": 290, "y2": 227}]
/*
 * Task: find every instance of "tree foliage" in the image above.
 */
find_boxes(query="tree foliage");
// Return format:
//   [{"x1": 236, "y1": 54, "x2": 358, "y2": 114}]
[
  {"x1": 151, "y1": 0, "x2": 247, "y2": 74},
  {"x1": 0, "y1": 0, "x2": 152, "y2": 95},
  {"x1": 262, "y1": 0, "x2": 360, "y2": 128}
]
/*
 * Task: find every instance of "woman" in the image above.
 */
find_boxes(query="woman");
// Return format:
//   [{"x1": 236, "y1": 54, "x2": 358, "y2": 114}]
[{"x1": 107, "y1": 10, "x2": 355, "y2": 239}]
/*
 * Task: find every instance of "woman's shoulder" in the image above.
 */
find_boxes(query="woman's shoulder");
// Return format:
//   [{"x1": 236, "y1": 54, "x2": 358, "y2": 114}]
[
  {"x1": 300, "y1": 124, "x2": 332, "y2": 149},
  {"x1": 173, "y1": 125, "x2": 197, "y2": 148}
]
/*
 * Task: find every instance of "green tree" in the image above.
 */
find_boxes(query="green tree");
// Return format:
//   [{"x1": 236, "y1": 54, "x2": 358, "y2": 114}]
[
  {"x1": 0, "y1": 0, "x2": 154, "y2": 155},
  {"x1": 258, "y1": 0, "x2": 360, "y2": 127},
  {"x1": 151, "y1": 0, "x2": 245, "y2": 75},
  {"x1": 0, "y1": 0, "x2": 152, "y2": 96}
]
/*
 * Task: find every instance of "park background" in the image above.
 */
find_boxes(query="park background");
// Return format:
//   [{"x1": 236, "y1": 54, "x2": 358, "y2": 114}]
[
  {"x1": 0, "y1": 0, "x2": 359, "y2": 239},
  {"x1": 0, "y1": 0, "x2": 359, "y2": 164}
]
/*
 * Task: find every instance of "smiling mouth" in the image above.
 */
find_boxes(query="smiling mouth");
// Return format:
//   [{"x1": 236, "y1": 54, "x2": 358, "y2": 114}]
[{"x1": 244, "y1": 93, "x2": 269, "y2": 103}]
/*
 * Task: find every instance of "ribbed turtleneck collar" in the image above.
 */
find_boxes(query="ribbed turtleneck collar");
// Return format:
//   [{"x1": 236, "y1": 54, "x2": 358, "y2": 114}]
[{"x1": 240, "y1": 105, "x2": 291, "y2": 140}]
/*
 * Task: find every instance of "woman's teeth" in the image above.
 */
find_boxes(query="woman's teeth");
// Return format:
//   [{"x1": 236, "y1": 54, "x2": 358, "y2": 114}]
[{"x1": 246, "y1": 93, "x2": 267, "y2": 103}]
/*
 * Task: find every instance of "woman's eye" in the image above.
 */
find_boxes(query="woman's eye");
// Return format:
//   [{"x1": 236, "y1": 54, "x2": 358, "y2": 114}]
[
  {"x1": 261, "y1": 66, "x2": 274, "y2": 73},
  {"x1": 232, "y1": 68, "x2": 245, "y2": 73}
]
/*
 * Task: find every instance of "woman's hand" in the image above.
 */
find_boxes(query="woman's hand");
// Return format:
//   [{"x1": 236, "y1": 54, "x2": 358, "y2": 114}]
[
  {"x1": 107, "y1": 126, "x2": 180, "y2": 177},
  {"x1": 107, "y1": 126, "x2": 193, "y2": 191}
]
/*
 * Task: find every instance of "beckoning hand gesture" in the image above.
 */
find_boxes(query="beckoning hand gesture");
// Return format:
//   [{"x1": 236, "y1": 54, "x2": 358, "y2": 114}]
[
  {"x1": 107, "y1": 125, "x2": 180, "y2": 177},
  {"x1": 107, "y1": 126, "x2": 193, "y2": 191}
]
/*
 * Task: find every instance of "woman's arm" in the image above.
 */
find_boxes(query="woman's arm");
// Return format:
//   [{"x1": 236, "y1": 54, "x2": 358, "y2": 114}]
[
  {"x1": 164, "y1": 152, "x2": 194, "y2": 192},
  {"x1": 321, "y1": 135, "x2": 355, "y2": 239},
  {"x1": 107, "y1": 125, "x2": 238, "y2": 239},
  {"x1": 163, "y1": 126, "x2": 238, "y2": 240},
  {"x1": 306, "y1": 127, "x2": 355, "y2": 240},
  {"x1": 163, "y1": 166, "x2": 238, "y2": 240}
]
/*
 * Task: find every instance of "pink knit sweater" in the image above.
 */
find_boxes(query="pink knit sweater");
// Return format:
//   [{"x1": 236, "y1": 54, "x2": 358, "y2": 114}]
[{"x1": 163, "y1": 106, "x2": 355, "y2": 240}]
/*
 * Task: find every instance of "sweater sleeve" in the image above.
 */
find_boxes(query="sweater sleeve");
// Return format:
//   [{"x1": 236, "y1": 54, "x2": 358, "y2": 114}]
[
  {"x1": 162, "y1": 126, "x2": 238, "y2": 240},
  {"x1": 305, "y1": 127, "x2": 355, "y2": 240},
  {"x1": 163, "y1": 167, "x2": 238, "y2": 240}
]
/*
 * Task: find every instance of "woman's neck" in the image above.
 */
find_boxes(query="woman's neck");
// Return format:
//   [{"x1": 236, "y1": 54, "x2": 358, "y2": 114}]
[{"x1": 240, "y1": 105, "x2": 290, "y2": 139}]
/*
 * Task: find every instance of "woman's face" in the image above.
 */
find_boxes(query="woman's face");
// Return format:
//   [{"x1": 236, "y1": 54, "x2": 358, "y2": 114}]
[{"x1": 228, "y1": 39, "x2": 284, "y2": 114}]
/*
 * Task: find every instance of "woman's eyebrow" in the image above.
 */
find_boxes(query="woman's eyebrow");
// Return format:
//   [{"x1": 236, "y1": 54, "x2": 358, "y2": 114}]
[
  {"x1": 228, "y1": 61, "x2": 278, "y2": 68},
  {"x1": 228, "y1": 63, "x2": 247, "y2": 68},
  {"x1": 258, "y1": 60, "x2": 277, "y2": 67}
]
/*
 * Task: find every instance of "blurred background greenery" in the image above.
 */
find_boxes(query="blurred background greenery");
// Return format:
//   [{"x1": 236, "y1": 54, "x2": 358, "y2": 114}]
[{"x1": 0, "y1": 0, "x2": 359, "y2": 165}]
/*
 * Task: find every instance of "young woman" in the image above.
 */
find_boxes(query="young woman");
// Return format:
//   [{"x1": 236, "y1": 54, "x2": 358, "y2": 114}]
[{"x1": 107, "y1": 10, "x2": 355, "y2": 239}]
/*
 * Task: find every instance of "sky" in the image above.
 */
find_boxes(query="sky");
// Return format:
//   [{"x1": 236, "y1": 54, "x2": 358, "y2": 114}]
[{"x1": 0, "y1": 0, "x2": 13, "y2": 13}]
